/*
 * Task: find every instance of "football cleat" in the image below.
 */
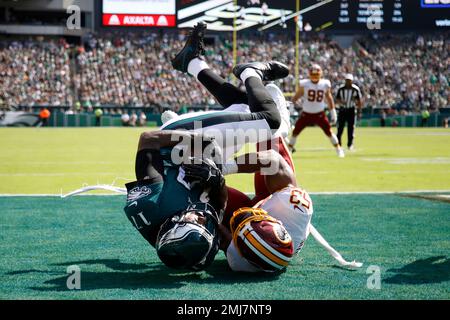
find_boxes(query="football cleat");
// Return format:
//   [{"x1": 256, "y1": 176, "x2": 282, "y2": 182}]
[
  {"x1": 233, "y1": 61, "x2": 289, "y2": 82},
  {"x1": 336, "y1": 147, "x2": 345, "y2": 158},
  {"x1": 171, "y1": 22, "x2": 207, "y2": 73},
  {"x1": 230, "y1": 207, "x2": 294, "y2": 272}
]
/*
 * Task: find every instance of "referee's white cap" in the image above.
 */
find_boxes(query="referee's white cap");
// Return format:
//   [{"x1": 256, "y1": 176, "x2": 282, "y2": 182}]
[{"x1": 344, "y1": 73, "x2": 354, "y2": 81}]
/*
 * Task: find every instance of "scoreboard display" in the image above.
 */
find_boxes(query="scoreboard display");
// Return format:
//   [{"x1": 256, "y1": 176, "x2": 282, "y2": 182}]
[
  {"x1": 101, "y1": 0, "x2": 450, "y2": 30},
  {"x1": 300, "y1": 0, "x2": 450, "y2": 31},
  {"x1": 102, "y1": 0, "x2": 176, "y2": 27}
]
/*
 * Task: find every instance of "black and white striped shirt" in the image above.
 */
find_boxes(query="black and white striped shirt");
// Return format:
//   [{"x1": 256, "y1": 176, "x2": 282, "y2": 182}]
[{"x1": 336, "y1": 84, "x2": 362, "y2": 108}]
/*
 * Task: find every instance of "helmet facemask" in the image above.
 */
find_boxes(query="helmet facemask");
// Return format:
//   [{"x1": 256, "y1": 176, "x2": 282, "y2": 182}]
[
  {"x1": 309, "y1": 64, "x2": 323, "y2": 83},
  {"x1": 156, "y1": 202, "x2": 220, "y2": 271}
]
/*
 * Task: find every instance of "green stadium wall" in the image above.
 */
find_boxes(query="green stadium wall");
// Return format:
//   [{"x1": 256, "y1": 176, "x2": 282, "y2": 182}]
[{"x1": 46, "y1": 112, "x2": 446, "y2": 128}]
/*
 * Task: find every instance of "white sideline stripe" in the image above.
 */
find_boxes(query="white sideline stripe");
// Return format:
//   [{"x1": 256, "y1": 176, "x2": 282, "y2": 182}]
[
  {"x1": 0, "y1": 173, "x2": 123, "y2": 177},
  {"x1": 4, "y1": 171, "x2": 448, "y2": 177},
  {"x1": 299, "y1": 171, "x2": 450, "y2": 175},
  {"x1": 0, "y1": 161, "x2": 129, "y2": 165},
  {"x1": 0, "y1": 190, "x2": 449, "y2": 197},
  {"x1": 0, "y1": 194, "x2": 123, "y2": 197},
  {"x1": 310, "y1": 190, "x2": 450, "y2": 195}
]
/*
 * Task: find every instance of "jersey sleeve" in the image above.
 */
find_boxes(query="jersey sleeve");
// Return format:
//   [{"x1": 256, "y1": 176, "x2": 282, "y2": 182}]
[
  {"x1": 123, "y1": 180, "x2": 164, "y2": 247},
  {"x1": 354, "y1": 86, "x2": 362, "y2": 99},
  {"x1": 324, "y1": 79, "x2": 332, "y2": 90},
  {"x1": 299, "y1": 79, "x2": 309, "y2": 88}
]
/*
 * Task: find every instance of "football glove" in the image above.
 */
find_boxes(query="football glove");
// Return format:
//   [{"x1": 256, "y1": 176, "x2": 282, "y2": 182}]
[
  {"x1": 181, "y1": 157, "x2": 225, "y2": 188},
  {"x1": 330, "y1": 108, "x2": 337, "y2": 125}
]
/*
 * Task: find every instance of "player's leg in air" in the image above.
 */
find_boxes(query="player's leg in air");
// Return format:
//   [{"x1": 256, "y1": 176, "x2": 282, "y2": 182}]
[
  {"x1": 166, "y1": 22, "x2": 290, "y2": 160},
  {"x1": 168, "y1": 21, "x2": 291, "y2": 223}
]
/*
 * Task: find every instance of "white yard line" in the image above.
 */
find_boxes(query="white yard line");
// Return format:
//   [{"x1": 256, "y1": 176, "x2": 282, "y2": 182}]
[
  {"x1": 0, "y1": 173, "x2": 129, "y2": 177},
  {"x1": 1, "y1": 190, "x2": 449, "y2": 197},
  {"x1": 360, "y1": 157, "x2": 450, "y2": 164}
]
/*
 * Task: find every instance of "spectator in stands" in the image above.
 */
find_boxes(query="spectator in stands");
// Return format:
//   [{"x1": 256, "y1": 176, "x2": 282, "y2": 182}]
[
  {"x1": 39, "y1": 107, "x2": 51, "y2": 127},
  {"x1": 421, "y1": 109, "x2": 430, "y2": 127},
  {"x1": 138, "y1": 112, "x2": 147, "y2": 127},
  {"x1": 129, "y1": 111, "x2": 138, "y2": 127},
  {"x1": 74, "y1": 101, "x2": 81, "y2": 113},
  {"x1": 380, "y1": 109, "x2": 387, "y2": 127},
  {"x1": 0, "y1": 39, "x2": 72, "y2": 108},
  {"x1": 0, "y1": 33, "x2": 448, "y2": 117},
  {"x1": 94, "y1": 108, "x2": 103, "y2": 126},
  {"x1": 121, "y1": 112, "x2": 130, "y2": 126}
]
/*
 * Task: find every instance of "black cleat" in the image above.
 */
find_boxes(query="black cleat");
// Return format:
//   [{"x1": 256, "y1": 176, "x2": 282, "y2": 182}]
[
  {"x1": 171, "y1": 22, "x2": 207, "y2": 73},
  {"x1": 233, "y1": 61, "x2": 289, "y2": 82}
]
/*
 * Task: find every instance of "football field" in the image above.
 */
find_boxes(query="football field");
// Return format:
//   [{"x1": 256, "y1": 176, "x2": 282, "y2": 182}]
[{"x1": 0, "y1": 127, "x2": 449, "y2": 299}]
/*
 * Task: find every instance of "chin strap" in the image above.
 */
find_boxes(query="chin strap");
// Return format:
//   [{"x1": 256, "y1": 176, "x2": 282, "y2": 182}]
[
  {"x1": 309, "y1": 224, "x2": 363, "y2": 268},
  {"x1": 61, "y1": 184, "x2": 127, "y2": 198}
]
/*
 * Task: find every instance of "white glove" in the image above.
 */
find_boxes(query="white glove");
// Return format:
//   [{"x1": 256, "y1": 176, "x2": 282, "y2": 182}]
[{"x1": 330, "y1": 108, "x2": 337, "y2": 125}]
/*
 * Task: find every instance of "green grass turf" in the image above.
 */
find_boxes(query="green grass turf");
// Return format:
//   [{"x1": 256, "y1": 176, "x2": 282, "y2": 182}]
[
  {"x1": 0, "y1": 127, "x2": 449, "y2": 299},
  {"x1": 0, "y1": 194, "x2": 448, "y2": 300},
  {"x1": 0, "y1": 127, "x2": 449, "y2": 194}
]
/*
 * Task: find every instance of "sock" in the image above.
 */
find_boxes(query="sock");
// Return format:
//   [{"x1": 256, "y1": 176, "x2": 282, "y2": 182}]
[
  {"x1": 330, "y1": 133, "x2": 339, "y2": 147},
  {"x1": 240, "y1": 68, "x2": 262, "y2": 83},
  {"x1": 289, "y1": 136, "x2": 297, "y2": 148},
  {"x1": 188, "y1": 58, "x2": 210, "y2": 78}
]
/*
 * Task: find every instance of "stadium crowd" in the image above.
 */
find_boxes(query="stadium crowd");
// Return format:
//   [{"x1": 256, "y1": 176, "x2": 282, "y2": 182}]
[
  {"x1": 0, "y1": 31, "x2": 448, "y2": 115},
  {"x1": 0, "y1": 38, "x2": 73, "y2": 108}
]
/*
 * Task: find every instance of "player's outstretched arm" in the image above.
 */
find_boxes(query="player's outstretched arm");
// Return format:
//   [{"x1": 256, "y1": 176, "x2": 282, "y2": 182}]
[
  {"x1": 326, "y1": 88, "x2": 336, "y2": 111},
  {"x1": 135, "y1": 130, "x2": 215, "y2": 181},
  {"x1": 292, "y1": 86, "x2": 304, "y2": 104},
  {"x1": 326, "y1": 89, "x2": 337, "y2": 124}
]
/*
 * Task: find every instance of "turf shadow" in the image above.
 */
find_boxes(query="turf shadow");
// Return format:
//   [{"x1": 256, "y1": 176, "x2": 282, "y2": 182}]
[
  {"x1": 20, "y1": 258, "x2": 280, "y2": 292},
  {"x1": 52, "y1": 259, "x2": 152, "y2": 271},
  {"x1": 330, "y1": 265, "x2": 359, "y2": 272},
  {"x1": 383, "y1": 256, "x2": 450, "y2": 285}
]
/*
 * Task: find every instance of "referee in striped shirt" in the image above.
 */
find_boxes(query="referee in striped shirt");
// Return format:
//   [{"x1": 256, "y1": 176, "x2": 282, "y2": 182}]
[{"x1": 335, "y1": 74, "x2": 363, "y2": 151}]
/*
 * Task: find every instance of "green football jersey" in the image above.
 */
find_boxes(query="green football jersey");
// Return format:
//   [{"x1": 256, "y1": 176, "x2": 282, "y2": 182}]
[{"x1": 123, "y1": 166, "x2": 207, "y2": 247}]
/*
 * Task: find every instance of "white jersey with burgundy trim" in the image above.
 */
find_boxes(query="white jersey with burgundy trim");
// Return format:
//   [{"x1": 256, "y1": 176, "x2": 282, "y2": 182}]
[
  {"x1": 226, "y1": 186, "x2": 314, "y2": 272},
  {"x1": 256, "y1": 186, "x2": 313, "y2": 254},
  {"x1": 299, "y1": 79, "x2": 332, "y2": 114}
]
